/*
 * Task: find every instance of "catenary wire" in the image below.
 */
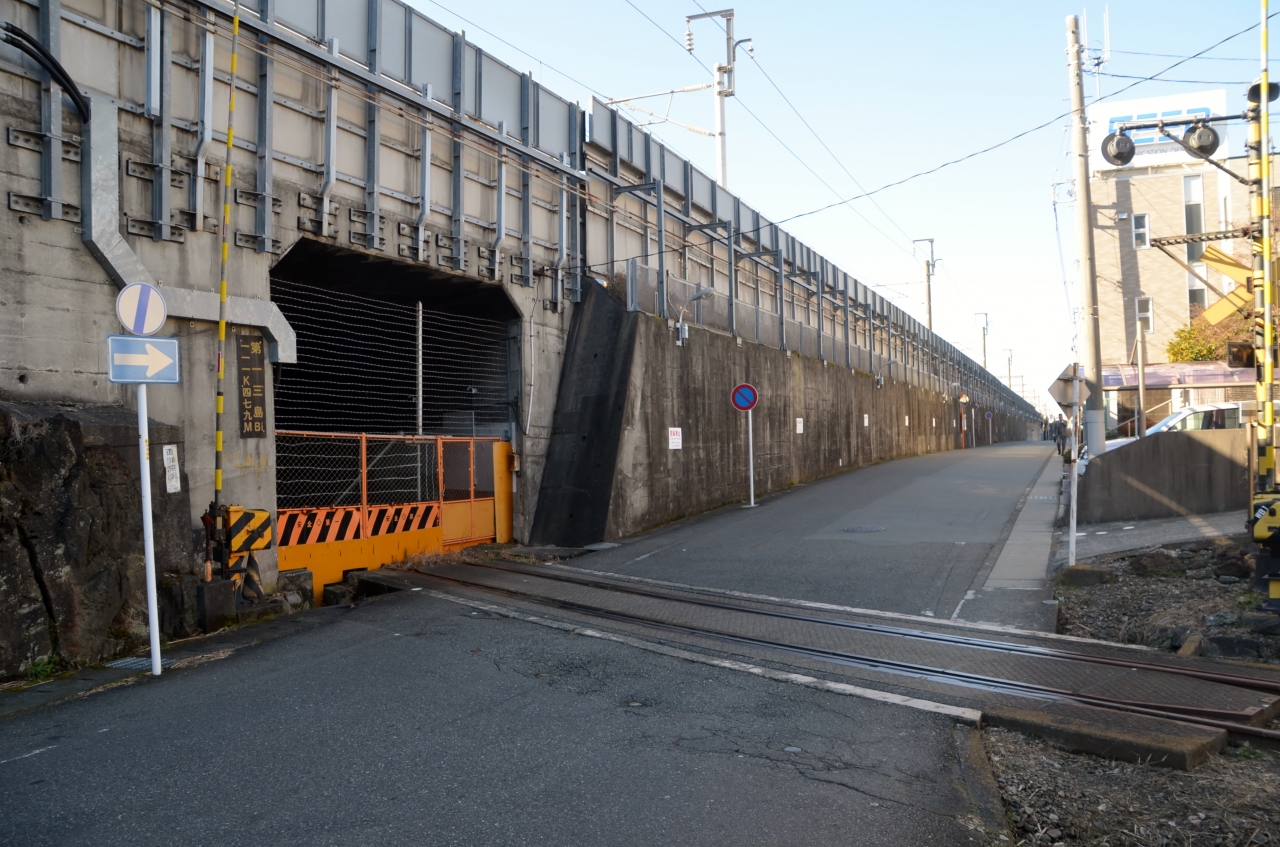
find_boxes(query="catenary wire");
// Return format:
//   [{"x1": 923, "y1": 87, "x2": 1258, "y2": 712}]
[{"x1": 687, "y1": 0, "x2": 915, "y2": 246}]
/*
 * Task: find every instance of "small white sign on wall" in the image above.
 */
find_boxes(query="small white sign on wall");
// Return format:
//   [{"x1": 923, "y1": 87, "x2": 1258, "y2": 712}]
[
  {"x1": 863, "y1": 414, "x2": 869, "y2": 427},
  {"x1": 932, "y1": 418, "x2": 936, "y2": 428},
  {"x1": 668, "y1": 427, "x2": 683, "y2": 450},
  {"x1": 162, "y1": 444, "x2": 181, "y2": 494},
  {"x1": 904, "y1": 416, "x2": 910, "y2": 427},
  {"x1": 795, "y1": 417, "x2": 804, "y2": 434}
]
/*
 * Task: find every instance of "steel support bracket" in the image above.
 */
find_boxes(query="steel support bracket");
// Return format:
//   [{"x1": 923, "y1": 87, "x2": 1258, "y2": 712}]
[{"x1": 8, "y1": 127, "x2": 80, "y2": 160}]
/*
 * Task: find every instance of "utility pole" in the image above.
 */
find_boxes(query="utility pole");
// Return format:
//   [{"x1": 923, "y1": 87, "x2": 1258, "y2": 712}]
[
  {"x1": 1067, "y1": 15, "x2": 1106, "y2": 458},
  {"x1": 1003, "y1": 348, "x2": 1013, "y2": 388},
  {"x1": 914, "y1": 238, "x2": 937, "y2": 330},
  {"x1": 1135, "y1": 307, "x2": 1147, "y2": 438},
  {"x1": 685, "y1": 9, "x2": 752, "y2": 189},
  {"x1": 975, "y1": 312, "x2": 988, "y2": 369}
]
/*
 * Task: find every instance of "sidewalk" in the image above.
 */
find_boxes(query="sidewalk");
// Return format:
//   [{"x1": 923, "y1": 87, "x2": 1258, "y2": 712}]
[
  {"x1": 950, "y1": 451, "x2": 1062, "y2": 631},
  {"x1": 1050, "y1": 511, "x2": 1247, "y2": 567}
]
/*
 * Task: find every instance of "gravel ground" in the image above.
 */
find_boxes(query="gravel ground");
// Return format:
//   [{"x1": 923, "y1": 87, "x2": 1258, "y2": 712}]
[
  {"x1": 984, "y1": 727, "x2": 1280, "y2": 846},
  {"x1": 978, "y1": 538, "x2": 1280, "y2": 846},
  {"x1": 1053, "y1": 538, "x2": 1280, "y2": 663}
]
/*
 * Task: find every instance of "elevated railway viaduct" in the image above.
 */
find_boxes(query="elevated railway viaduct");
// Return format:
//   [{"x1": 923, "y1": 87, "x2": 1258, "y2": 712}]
[{"x1": 0, "y1": 0, "x2": 1037, "y2": 602}]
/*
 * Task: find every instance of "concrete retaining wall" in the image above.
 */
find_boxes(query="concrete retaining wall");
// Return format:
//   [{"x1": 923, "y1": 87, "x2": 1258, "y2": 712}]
[
  {"x1": 1077, "y1": 430, "x2": 1248, "y2": 525},
  {"x1": 602, "y1": 318, "x2": 1034, "y2": 540}
]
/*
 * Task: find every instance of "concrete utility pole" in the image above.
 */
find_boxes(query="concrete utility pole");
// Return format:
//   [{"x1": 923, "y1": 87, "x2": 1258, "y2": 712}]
[
  {"x1": 914, "y1": 238, "x2": 937, "y2": 330},
  {"x1": 975, "y1": 312, "x2": 988, "y2": 369},
  {"x1": 1067, "y1": 14, "x2": 1106, "y2": 458},
  {"x1": 686, "y1": 9, "x2": 751, "y2": 189},
  {"x1": 1003, "y1": 348, "x2": 1013, "y2": 388}
]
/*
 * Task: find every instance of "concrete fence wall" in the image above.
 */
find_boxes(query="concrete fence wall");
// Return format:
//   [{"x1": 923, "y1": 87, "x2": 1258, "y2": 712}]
[
  {"x1": 1077, "y1": 429, "x2": 1249, "y2": 525},
  {"x1": 603, "y1": 312, "x2": 1034, "y2": 540}
]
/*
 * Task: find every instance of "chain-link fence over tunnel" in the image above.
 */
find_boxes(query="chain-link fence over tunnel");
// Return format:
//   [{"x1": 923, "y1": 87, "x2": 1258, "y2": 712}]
[{"x1": 270, "y1": 241, "x2": 517, "y2": 599}]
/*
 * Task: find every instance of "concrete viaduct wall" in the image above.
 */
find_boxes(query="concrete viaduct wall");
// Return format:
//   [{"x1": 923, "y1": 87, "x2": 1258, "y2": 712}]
[{"x1": 0, "y1": 0, "x2": 1038, "y2": 584}]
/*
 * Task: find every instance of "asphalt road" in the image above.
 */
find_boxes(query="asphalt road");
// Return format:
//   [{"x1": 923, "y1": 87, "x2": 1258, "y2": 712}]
[
  {"x1": 0, "y1": 592, "x2": 992, "y2": 846},
  {"x1": 575, "y1": 442, "x2": 1054, "y2": 620}
]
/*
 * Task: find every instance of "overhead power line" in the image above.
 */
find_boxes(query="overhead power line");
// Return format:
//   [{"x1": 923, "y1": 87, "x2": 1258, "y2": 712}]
[
  {"x1": 768, "y1": 13, "x2": 1277, "y2": 230},
  {"x1": 687, "y1": 0, "x2": 915, "y2": 246},
  {"x1": 622, "y1": 0, "x2": 919, "y2": 268},
  {"x1": 1100, "y1": 72, "x2": 1250, "y2": 85},
  {"x1": 1110, "y1": 48, "x2": 1257, "y2": 61}
]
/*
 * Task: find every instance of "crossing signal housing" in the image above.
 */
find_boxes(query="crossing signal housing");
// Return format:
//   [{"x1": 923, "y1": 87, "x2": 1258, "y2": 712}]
[
  {"x1": 1184, "y1": 124, "x2": 1220, "y2": 159},
  {"x1": 1100, "y1": 132, "x2": 1135, "y2": 167}
]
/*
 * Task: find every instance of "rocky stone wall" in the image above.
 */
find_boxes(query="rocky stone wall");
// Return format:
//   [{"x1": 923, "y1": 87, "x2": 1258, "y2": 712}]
[{"x1": 0, "y1": 401, "x2": 192, "y2": 678}]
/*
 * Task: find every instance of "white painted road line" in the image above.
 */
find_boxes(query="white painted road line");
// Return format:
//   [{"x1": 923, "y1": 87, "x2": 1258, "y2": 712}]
[
  {"x1": 1, "y1": 746, "x2": 56, "y2": 764},
  {"x1": 427, "y1": 590, "x2": 984, "y2": 726}
]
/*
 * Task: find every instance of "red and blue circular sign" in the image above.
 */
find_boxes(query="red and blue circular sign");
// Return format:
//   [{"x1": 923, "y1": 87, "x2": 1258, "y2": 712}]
[{"x1": 731, "y1": 383, "x2": 758, "y2": 412}]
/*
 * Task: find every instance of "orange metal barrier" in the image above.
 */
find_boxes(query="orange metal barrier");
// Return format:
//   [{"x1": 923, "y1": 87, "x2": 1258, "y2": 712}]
[{"x1": 275, "y1": 432, "x2": 512, "y2": 602}]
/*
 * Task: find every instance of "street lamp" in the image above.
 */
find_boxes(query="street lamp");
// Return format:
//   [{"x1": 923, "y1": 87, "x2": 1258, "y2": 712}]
[
  {"x1": 676, "y1": 286, "x2": 716, "y2": 346},
  {"x1": 874, "y1": 358, "x2": 898, "y2": 388}
]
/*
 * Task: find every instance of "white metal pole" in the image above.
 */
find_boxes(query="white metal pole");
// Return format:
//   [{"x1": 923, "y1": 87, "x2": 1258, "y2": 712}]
[
  {"x1": 747, "y1": 407, "x2": 755, "y2": 507},
  {"x1": 137, "y1": 384, "x2": 162, "y2": 676},
  {"x1": 715, "y1": 66, "x2": 727, "y2": 188},
  {"x1": 1068, "y1": 363, "x2": 1080, "y2": 569}
]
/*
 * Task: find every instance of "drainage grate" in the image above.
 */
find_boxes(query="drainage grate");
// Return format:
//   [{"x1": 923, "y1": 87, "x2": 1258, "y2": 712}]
[
  {"x1": 843, "y1": 526, "x2": 885, "y2": 533},
  {"x1": 106, "y1": 657, "x2": 173, "y2": 670}
]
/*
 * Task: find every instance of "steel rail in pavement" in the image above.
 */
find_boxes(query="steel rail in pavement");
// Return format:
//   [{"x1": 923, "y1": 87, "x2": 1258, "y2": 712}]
[
  {"x1": 416, "y1": 567, "x2": 1280, "y2": 743},
  {"x1": 465, "y1": 561, "x2": 1280, "y2": 695}
]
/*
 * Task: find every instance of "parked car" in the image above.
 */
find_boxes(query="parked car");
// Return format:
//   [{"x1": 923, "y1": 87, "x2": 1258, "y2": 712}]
[{"x1": 1078, "y1": 402, "x2": 1246, "y2": 471}]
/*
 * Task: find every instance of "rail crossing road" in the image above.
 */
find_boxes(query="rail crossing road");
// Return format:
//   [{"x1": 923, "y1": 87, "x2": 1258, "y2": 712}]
[{"x1": 575, "y1": 442, "x2": 1059, "y2": 626}]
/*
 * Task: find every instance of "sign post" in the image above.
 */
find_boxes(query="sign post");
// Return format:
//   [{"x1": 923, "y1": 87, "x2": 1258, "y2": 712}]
[
  {"x1": 109, "y1": 283, "x2": 179, "y2": 677},
  {"x1": 986, "y1": 410, "x2": 993, "y2": 445},
  {"x1": 731, "y1": 383, "x2": 759, "y2": 507}
]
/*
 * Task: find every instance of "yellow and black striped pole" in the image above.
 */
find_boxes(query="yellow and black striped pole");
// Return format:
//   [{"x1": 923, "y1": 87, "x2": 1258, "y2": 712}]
[
  {"x1": 1256, "y1": 0, "x2": 1275, "y2": 495},
  {"x1": 212, "y1": 0, "x2": 241, "y2": 570}
]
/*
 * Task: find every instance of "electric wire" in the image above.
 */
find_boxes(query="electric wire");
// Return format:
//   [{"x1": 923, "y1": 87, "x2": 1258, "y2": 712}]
[
  {"x1": 686, "y1": 0, "x2": 915, "y2": 246},
  {"x1": 1100, "y1": 72, "x2": 1250, "y2": 85},
  {"x1": 623, "y1": 0, "x2": 920, "y2": 271}
]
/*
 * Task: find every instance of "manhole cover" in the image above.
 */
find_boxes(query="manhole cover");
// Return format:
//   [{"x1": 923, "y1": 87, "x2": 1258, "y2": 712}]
[{"x1": 843, "y1": 526, "x2": 885, "y2": 533}]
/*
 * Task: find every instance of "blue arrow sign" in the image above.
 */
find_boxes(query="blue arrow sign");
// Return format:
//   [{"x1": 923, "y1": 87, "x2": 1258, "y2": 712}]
[{"x1": 107, "y1": 335, "x2": 181, "y2": 384}]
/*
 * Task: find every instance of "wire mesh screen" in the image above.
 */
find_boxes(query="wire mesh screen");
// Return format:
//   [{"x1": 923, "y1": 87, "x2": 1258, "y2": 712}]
[
  {"x1": 701, "y1": 286, "x2": 730, "y2": 333},
  {"x1": 667, "y1": 274, "x2": 694, "y2": 319},
  {"x1": 733, "y1": 302, "x2": 757, "y2": 345},
  {"x1": 276, "y1": 433, "x2": 363, "y2": 510},
  {"x1": 473, "y1": 443, "x2": 495, "y2": 498},
  {"x1": 442, "y1": 440, "x2": 472, "y2": 501},
  {"x1": 365, "y1": 438, "x2": 439, "y2": 506},
  {"x1": 272, "y1": 278, "x2": 511, "y2": 436},
  {"x1": 626, "y1": 260, "x2": 661, "y2": 315}
]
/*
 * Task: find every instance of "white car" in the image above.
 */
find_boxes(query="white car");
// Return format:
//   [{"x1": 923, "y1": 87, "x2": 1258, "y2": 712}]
[{"x1": 1078, "y1": 402, "x2": 1245, "y2": 470}]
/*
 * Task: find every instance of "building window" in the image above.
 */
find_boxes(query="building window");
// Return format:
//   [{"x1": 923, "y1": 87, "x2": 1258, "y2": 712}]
[
  {"x1": 1184, "y1": 175, "x2": 1204, "y2": 263},
  {"x1": 1136, "y1": 296, "x2": 1154, "y2": 333},
  {"x1": 1132, "y1": 213, "x2": 1149, "y2": 249},
  {"x1": 1189, "y1": 268, "x2": 1207, "y2": 307}
]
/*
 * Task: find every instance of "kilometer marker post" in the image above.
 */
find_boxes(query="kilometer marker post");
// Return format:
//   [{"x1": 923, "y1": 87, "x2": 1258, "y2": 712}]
[{"x1": 732, "y1": 383, "x2": 759, "y2": 507}]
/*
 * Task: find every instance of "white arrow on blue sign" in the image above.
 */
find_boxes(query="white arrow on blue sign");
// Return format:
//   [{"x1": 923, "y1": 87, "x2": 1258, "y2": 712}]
[
  {"x1": 107, "y1": 335, "x2": 181, "y2": 384},
  {"x1": 115, "y1": 282, "x2": 168, "y2": 336}
]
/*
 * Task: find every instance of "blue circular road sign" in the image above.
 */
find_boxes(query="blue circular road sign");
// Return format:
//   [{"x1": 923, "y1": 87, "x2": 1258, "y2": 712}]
[
  {"x1": 115, "y1": 282, "x2": 168, "y2": 336},
  {"x1": 731, "y1": 383, "x2": 758, "y2": 412},
  {"x1": 985, "y1": 411, "x2": 993, "y2": 420}
]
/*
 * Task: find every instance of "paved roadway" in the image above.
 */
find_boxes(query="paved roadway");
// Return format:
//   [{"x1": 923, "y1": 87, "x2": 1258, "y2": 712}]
[
  {"x1": 0, "y1": 443, "x2": 1050, "y2": 845},
  {"x1": 578, "y1": 442, "x2": 1055, "y2": 621},
  {"x1": 1, "y1": 593, "x2": 992, "y2": 846}
]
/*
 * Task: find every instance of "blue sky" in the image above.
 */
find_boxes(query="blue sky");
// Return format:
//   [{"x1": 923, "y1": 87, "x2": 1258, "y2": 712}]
[{"x1": 405, "y1": 0, "x2": 1269, "y2": 411}]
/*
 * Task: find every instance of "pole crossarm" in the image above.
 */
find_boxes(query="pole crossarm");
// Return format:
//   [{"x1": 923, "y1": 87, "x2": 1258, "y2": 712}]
[
  {"x1": 1114, "y1": 112, "x2": 1243, "y2": 132},
  {"x1": 1152, "y1": 226, "x2": 1257, "y2": 246}
]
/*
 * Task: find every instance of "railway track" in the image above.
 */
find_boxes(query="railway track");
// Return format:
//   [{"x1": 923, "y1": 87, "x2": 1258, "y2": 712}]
[{"x1": 413, "y1": 561, "x2": 1280, "y2": 746}]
